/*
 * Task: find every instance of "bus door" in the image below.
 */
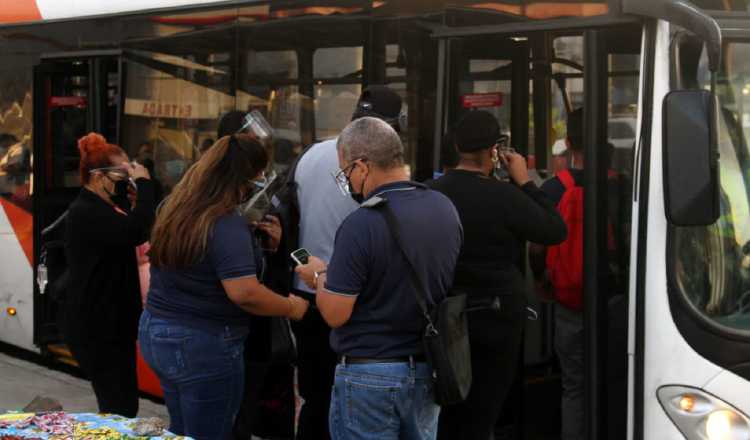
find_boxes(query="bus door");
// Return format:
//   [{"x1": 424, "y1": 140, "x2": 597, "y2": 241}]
[
  {"x1": 32, "y1": 52, "x2": 123, "y2": 353},
  {"x1": 436, "y1": 22, "x2": 641, "y2": 439}
]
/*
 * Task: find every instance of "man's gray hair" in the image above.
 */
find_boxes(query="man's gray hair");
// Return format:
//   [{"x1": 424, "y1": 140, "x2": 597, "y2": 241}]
[{"x1": 337, "y1": 117, "x2": 404, "y2": 169}]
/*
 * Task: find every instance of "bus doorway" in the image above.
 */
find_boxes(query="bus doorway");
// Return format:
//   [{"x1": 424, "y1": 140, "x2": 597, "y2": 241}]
[
  {"x1": 436, "y1": 22, "x2": 640, "y2": 440},
  {"x1": 32, "y1": 52, "x2": 123, "y2": 357}
]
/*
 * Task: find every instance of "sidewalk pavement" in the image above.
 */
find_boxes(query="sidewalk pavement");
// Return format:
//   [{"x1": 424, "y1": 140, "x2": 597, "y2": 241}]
[{"x1": 0, "y1": 351, "x2": 168, "y2": 419}]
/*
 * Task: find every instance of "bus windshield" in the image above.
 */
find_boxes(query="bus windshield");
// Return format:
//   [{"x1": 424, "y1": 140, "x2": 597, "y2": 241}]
[{"x1": 672, "y1": 40, "x2": 750, "y2": 335}]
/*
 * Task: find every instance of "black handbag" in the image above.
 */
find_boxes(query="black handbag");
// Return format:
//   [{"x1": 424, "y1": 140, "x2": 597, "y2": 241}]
[{"x1": 371, "y1": 197, "x2": 472, "y2": 406}]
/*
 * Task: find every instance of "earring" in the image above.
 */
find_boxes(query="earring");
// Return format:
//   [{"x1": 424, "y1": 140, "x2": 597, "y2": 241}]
[{"x1": 491, "y1": 149, "x2": 499, "y2": 164}]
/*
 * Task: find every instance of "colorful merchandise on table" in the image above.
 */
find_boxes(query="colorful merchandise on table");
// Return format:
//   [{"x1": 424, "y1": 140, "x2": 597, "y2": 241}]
[{"x1": 0, "y1": 412, "x2": 185, "y2": 439}]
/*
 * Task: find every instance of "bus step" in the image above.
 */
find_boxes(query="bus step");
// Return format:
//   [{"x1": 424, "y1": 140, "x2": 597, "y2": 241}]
[{"x1": 46, "y1": 344, "x2": 77, "y2": 366}]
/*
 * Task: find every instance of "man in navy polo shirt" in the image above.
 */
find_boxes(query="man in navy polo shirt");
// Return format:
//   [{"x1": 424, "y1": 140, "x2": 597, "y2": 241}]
[{"x1": 296, "y1": 117, "x2": 462, "y2": 440}]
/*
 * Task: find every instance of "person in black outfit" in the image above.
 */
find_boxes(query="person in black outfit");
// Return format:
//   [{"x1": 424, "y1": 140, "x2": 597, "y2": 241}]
[
  {"x1": 62, "y1": 132, "x2": 156, "y2": 417},
  {"x1": 428, "y1": 111, "x2": 567, "y2": 440}
]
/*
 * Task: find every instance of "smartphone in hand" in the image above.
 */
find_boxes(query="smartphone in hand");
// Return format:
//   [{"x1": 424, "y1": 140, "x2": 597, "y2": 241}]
[{"x1": 291, "y1": 248, "x2": 311, "y2": 266}]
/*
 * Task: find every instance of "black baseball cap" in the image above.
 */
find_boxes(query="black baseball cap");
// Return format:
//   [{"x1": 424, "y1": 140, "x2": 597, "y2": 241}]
[
  {"x1": 352, "y1": 85, "x2": 403, "y2": 131},
  {"x1": 454, "y1": 110, "x2": 501, "y2": 152}
]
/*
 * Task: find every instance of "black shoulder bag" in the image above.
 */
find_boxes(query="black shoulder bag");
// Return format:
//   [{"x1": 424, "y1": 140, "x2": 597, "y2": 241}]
[{"x1": 367, "y1": 196, "x2": 472, "y2": 406}]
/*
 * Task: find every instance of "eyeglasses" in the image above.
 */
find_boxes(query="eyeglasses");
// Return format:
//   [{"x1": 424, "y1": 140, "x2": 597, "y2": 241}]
[
  {"x1": 89, "y1": 165, "x2": 130, "y2": 179},
  {"x1": 331, "y1": 158, "x2": 366, "y2": 196}
]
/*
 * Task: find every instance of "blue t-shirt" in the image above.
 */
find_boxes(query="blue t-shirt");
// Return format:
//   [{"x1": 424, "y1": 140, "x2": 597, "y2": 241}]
[
  {"x1": 147, "y1": 213, "x2": 263, "y2": 329},
  {"x1": 325, "y1": 182, "x2": 463, "y2": 357}
]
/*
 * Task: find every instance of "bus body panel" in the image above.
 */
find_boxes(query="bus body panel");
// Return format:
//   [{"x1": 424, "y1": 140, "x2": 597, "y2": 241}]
[
  {"x1": 626, "y1": 26, "x2": 649, "y2": 440},
  {"x1": 703, "y1": 370, "x2": 750, "y2": 413},
  {"x1": 0, "y1": 203, "x2": 36, "y2": 352},
  {"x1": 0, "y1": 0, "x2": 234, "y2": 25},
  {"x1": 640, "y1": 20, "x2": 725, "y2": 438}
]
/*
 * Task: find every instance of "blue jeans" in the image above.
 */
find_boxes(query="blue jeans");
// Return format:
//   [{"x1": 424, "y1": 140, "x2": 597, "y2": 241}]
[
  {"x1": 329, "y1": 360, "x2": 440, "y2": 440},
  {"x1": 138, "y1": 310, "x2": 249, "y2": 440}
]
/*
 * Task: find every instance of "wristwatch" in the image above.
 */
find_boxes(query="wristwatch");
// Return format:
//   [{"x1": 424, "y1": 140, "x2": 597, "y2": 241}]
[{"x1": 313, "y1": 270, "x2": 327, "y2": 289}]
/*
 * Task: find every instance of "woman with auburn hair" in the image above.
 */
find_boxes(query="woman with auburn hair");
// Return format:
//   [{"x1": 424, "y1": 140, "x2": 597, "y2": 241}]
[
  {"x1": 139, "y1": 134, "x2": 309, "y2": 440},
  {"x1": 63, "y1": 132, "x2": 154, "y2": 417}
]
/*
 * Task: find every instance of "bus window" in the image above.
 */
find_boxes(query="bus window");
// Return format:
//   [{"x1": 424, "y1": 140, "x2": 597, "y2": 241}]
[
  {"x1": 445, "y1": 36, "x2": 518, "y2": 145},
  {"x1": 120, "y1": 48, "x2": 235, "y2": 196},
  {"x1": 239, "y1": 48, "x2": 304, "y2": 176},
  {"x1": 0, "y1": 65, "x2": 33, "y2": 212},
  {"x1": 672, "y1": 41, "x2": 750, "y2": 333},
  {"x1": 313, "y1": 46, "x2": 363, "y2": 141}
]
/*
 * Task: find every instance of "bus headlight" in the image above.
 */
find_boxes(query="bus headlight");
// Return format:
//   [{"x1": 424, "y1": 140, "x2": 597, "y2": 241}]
[{"x1": 658, "y1": 385, "x2": 750, "y2": 440}]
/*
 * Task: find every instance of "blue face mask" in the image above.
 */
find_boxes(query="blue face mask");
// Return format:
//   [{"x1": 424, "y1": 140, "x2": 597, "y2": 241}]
[{"x1": 165, "y1": 160, "x2": 186, "y2": 179}]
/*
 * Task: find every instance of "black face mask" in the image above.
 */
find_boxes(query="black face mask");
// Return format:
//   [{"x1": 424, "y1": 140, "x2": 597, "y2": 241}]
[
  {"x1": 346, "y1": 164, "x2": 367, "y2": 204},
  {"x1": 348, "y1": 180, "x2": 365, "y2": 204},
  {"x1": 106, "y1": 177, "x2": 132, "y2": 211}
]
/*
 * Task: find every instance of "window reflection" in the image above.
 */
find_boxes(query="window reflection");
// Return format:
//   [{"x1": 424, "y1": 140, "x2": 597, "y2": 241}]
[
  {"x1": 121, "y1": 52, "x2": 234, "y2": 194},
  {"x1": 673, "y1": 42, "x2": 750, "y2": 332},
  {"x1": 0, "y1": 66, "x2": 33, "y2": 212}
]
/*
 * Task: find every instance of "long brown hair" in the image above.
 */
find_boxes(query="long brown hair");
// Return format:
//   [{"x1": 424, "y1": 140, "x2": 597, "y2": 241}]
[{"x1": 149, "y1": 135, "x2": 268, "y2": 269}]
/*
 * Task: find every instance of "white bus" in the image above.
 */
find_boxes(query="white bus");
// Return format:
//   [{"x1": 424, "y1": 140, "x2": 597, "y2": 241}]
[{"x1": 0, "y1": 1, "x2": 748, "y2": 438}]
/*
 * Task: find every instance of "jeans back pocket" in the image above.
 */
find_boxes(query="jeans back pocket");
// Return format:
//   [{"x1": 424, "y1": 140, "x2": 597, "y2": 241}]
[
  {"x1": 149, "y1": 328, "x2": 192, "y2": 381},
  {"x1": 343, "y1": 376, "x2": 400, "y2": 435}
]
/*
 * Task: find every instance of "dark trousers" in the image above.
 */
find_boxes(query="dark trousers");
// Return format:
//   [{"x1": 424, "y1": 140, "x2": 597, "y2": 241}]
[
  {"x1": 233, "y1": 321, "x2": 272, "y2": 440},
  {"x1": 66, "y1": 337, "x2": 139, "y2": 418},
  {"x1": 555, "y1": 305, "x2": 584, "y2": 440},
  {"x1": 292, "y1": 290, "x2": 338, "y2": 440},
  {"x1": 438, "y1": 294, "x2": 525, "y2": 440}
]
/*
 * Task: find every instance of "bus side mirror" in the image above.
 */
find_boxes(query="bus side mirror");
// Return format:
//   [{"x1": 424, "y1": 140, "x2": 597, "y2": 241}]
[{"x1": 663, "y1": 90, "x2": 719, "y2": 226}]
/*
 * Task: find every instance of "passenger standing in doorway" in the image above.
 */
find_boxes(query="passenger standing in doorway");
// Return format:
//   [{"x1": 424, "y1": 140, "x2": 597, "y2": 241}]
[
  {"x1": 139, "y1": 135, "x2": 308, "y2": 440},
  {"x1": 63, "y1": 133, "x2": 155, "y2": 417},
  {"x1": 428, "y1": 111, "x2": 567, "y2": 440},
  {"x1": 296, "y1": 117, "x2": 463, "y2": 440},
  {"x1": 531, "y1": 107, "x2": 586, "y2": 440},
  {"x1": 289, "y1": 85, "x2": 403, "y2": 440}
]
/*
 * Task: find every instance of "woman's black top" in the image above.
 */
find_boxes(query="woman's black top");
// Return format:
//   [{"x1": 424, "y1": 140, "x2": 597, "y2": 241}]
[
  {"x1": 427, "y1": 169, "x2": 566, "y2": 295},
  {"x1": 63, "y1": 179, "x2": 155, "y2": 343}
]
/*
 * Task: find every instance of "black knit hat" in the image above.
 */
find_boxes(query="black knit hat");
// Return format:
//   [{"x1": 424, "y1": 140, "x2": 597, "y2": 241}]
[
  {"x1": 454, "y1": 110, "x2": 501, "y2": 152},
  {"x1": 352, "y1": 85, "x2": 403, "y2": 131}
]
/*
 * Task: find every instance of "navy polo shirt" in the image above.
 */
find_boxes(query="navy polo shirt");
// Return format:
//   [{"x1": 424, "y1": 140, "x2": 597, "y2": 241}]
[
  {"x1": 147, "y1": 213, "x2": 263, "y2": 330},
  {"x1": 325, "y1": 181, "x2": 463, "y2": 358}
]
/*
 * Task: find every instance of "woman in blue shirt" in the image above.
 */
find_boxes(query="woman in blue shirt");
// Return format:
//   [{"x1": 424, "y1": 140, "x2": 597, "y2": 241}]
[{"x1": 139, "y1": 134, "x2": 308, "y2": 440}]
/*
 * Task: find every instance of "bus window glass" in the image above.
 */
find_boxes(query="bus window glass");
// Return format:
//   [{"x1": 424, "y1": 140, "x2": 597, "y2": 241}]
[
  {"x1": 240, "y1": 49, "x2": 304, "y2": 176},
  {"x1": 607, "y1": 52, "x2": 639, "y2": 296},
  {"x1": 0, "y1": 65, "x2": 33, "y2": 211},
  {"x1": 314, "y1": 46, "x2": 363, "y2": 140},
  {"x1": 121, "y1": 50, "x2": 235, "y2": 196},
  {"x1": 672, "y1": 42, "x2": 750, "y2": 332},
  {"x1": 459, "y1": 57, "x2": 512, "y2": 138},
  {"x1": 549, "y1": 36, "x2": 583, "y2": 170}
]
